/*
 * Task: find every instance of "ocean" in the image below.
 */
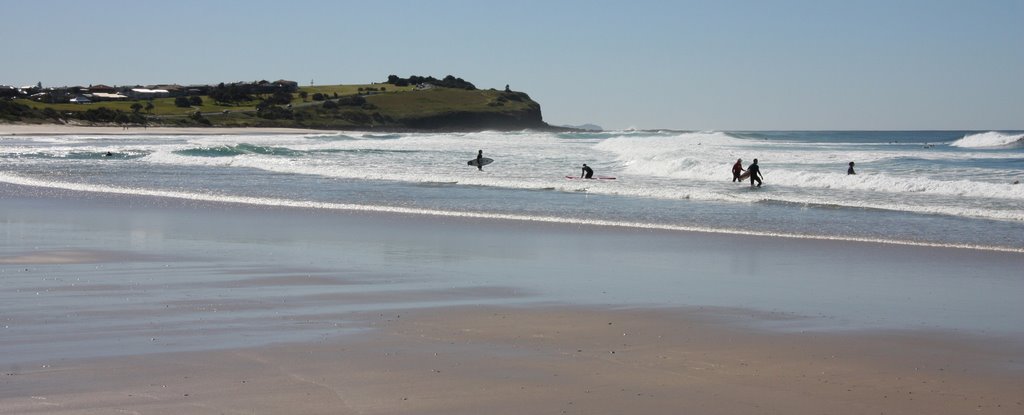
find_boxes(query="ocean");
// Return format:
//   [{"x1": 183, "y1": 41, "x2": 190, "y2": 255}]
[{"x1": 3, "y1": 129, "x2": 1023, "y2": 251}]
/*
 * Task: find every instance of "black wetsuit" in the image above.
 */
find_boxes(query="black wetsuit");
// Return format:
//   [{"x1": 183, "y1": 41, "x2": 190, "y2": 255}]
[
  {"x1": 747, "y1": 163, "x2": 762, "y2": 187},
  {"x1": 582, "y1": 165, "x2": 594, "y2": 179},
  {"x1": 848, "y1": 166, "x2": 856, "y2": 175}
]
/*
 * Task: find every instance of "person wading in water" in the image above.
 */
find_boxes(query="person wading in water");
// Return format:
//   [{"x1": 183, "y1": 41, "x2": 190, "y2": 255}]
[{"x1": 747, "y1": 158, "x2": 763, "y2": 187}]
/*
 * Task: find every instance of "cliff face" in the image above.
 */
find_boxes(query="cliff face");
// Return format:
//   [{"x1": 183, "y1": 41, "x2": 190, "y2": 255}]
[
  {"x1": 366, "y1": 89, "x2": 549, "y2": 130},
  {"x1": 399, "y1": 104, "x2": 545, "y2": 130}
]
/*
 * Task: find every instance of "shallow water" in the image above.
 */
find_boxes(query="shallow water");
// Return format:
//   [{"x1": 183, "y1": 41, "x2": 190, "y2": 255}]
[{"x1": 2, "y1": 130, "x2": 1022, "y2": 250}]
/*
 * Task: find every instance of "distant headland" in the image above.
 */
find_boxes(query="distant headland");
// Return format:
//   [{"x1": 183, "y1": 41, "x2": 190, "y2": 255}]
[{"x1": 0, "y1": 75, "x2": 566, "y2": 132}]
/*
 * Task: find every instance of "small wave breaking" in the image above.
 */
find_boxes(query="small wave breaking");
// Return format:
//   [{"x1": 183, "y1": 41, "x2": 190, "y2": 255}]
[
  {"x1": 174, "y1": 143, "x2": 303, "y2": 157},
  {"x1": 950, "y1": 131, "x2": 1024, "y2": 148}
]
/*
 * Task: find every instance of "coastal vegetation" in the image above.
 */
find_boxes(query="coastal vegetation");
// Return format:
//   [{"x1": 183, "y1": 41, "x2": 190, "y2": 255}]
[{"x1": 0, "y1": 75, "x2": 550, "y2": 131}]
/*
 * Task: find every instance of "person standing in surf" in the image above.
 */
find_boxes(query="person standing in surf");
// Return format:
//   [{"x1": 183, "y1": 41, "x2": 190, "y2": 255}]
[
  {"x1": 731, "y1": 158, "x2": 745, "y2": 182},
  {"x1": 748, "y1": 159, "x2": 763, "y2": 187},
  {"x1": 581, "y1": 163, "x2": 594, "y2": 179},
  {"x1": 476, "y1": 150, "x2": 484, "y2": 171},
  {"x1": 847, "y1": 161, "x2": 856, "y2": 175}
]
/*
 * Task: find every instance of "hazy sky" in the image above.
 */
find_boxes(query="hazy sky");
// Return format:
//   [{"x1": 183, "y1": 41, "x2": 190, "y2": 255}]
[{"x1": 3, "y1": 0, "x2": 1021, "y2": 130}]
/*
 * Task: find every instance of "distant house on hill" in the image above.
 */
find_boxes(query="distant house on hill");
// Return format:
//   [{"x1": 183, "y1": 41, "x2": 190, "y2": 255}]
[
  {"x1": 17, "y1": 85, "x2": 40, "y2": 95},
  {"x1": 90, "y1": 92, "x2": 128, "y2": 101},
  {"x1": 154, "y1": 85, "x2": 185, "y2": 96},
  {"x1": 186, "y1": 85, "x2": 211, "y2": 95},
  {"x1": 0, "y1": 85, "x2": 19, "y2": 99},
  {"x1": 70, "y1": 95, "x2": 92, "y2": 104},
  {"x1": 129, "y1": 88, "x2": 170, "y2": 99},
  {"x1": 273, "y1": 80, "x2": 299, "y2": 92},
  {"x1": 88, "y1": 84, "x2": 116, "y2": 94}
]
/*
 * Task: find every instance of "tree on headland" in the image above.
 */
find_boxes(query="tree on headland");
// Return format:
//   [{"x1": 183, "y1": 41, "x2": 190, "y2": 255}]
[
  {"x1": 145, "y1": 101, "x2": 155, "y2": 113},
  {"x1": 130, "y1": 102, "x2": 144, "y2": 113},
  {"x1": 209, "y1": 82, "x2": 254, "y2": 105},
  {"x1": 174, "y1": 96, "x2": 191, "y2": 108},
  {"x1": 385, "y1": 74, "x2": 475, "y2": 90},
  {"x1": 260, "y1": 89, "x2": 293, "y2": 107}
]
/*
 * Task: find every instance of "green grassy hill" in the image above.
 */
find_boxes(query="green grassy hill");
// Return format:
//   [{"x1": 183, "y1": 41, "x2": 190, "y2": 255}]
[{"x1": 1, "y1": 83, "x2": 552, "y2": 131}]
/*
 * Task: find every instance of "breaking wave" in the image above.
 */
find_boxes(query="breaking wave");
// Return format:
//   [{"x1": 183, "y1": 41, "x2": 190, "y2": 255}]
[
  {"x1": 950, "y1": 131, "x2": 1024, "y2": 148},
  {"x1": 174, "y1": 143, "x2": 303, "y2": 157}
]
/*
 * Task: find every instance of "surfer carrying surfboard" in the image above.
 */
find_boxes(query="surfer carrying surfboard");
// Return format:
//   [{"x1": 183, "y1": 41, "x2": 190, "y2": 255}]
[
  {"x1": 747, "y1": 159, "x2": 763, "y2": 187},
  {"x1": 731, "y1": 158, "x2": 745, "y2": 182},
  {"x1": 476, "y1": 150, "x2": 484, "y2": 171},
  {"x1": 581, "y1": 163, "x2": 594, "y2": 179}
]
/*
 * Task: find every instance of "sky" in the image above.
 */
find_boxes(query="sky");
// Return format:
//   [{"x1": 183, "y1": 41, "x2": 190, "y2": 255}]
[{"x1": 2, "y1": 0, "x2": 1022, "y2": 130}]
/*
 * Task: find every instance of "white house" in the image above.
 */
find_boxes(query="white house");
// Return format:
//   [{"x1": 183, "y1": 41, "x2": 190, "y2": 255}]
[
  {"x1": 90, "y1": 92, "x2": 129, "y2": 101},
  {"x1": 129, "y1": 88, "x2": 170, "y2": 99}
]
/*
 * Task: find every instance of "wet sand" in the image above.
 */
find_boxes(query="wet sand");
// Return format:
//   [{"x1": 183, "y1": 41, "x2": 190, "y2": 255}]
[
  {"x1": 3, "y1": 306, "x2": 1021, "y2": 414},
  {"x1": 1, "y1": 186, "x2": 1022, "y2": 414}
]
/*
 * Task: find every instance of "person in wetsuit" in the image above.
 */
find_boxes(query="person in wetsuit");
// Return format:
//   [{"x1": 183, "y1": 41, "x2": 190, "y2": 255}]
[
  {"x1": 732, "y1": 158, "x2": 745, "y2": 182},
  {"x1": 847, "y1": 161, "x2": 856, "y2": 175},
  {"x1": 476, "y1": 150, "x2": 484, "y2": 171},
  {"x1": 581, "y1": 163, "x2": 594, "y2": 179},
  {"x1": 748, "y1": 158, "x2": 763, "y2": 187}
]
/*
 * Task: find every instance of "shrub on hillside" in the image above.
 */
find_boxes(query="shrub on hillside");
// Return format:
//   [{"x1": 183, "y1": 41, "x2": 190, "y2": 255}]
[
  {"x1": 257, "y1": 106, "x2": 293, "y2": 120},
  {"x1": 77, "y1": 107, "x2": 120, "y2": 122},
  {"x1": 0, "y1": 100, "x2": 35, "y2": 121},
  {"x1": 340, "y1": 111, "x2": 371, "y2": 124},
  {"x1": 190, "y1": 111, "x2": 211, "y2": 125},
  {"x1": 42, "y1": 107, "x2": 61, "y2": 120},
  {"x1": 336, "y1": 95, "x2": 366, "y2": 106}
]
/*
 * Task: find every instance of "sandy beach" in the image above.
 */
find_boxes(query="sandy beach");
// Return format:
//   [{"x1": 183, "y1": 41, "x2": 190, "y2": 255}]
[
  {"x1": 1, "y1": 184, "x2": 1022, "y2": 414},
  {"x1": 4, "y1": 306, "x2": 1021, "y2": 415}
]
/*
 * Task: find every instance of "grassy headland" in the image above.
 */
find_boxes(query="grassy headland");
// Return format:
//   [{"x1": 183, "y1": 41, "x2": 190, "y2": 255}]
[{"x1": 0, "y1": 79, "x2": 553, "y2": 131}]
